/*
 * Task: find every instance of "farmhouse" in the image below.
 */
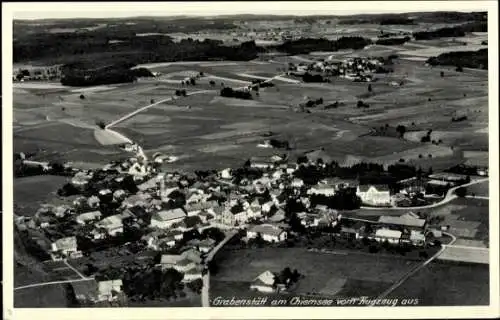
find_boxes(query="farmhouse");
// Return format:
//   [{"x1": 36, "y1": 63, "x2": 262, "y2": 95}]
[
  {"x1": 97, "y1": 279, "x2": 123, "y2": 302},
  {"x1": 307, "y1": 184, "x2": 336, "y2": 196},
  {"x1": 378, "y1": 212, "x2": 427, "y2": 231},
  {"x1": 184, "y1": 201, "x2": 219, "y2": 216},
  {"x1": 51, "y1": 236, "x2": 82, "y2": 260},
  {"x1": 95, "y1": 214, "x2": 126, "y2": 237},
  {"x1": 247, "y1": 224, "x2": 287, "y2": 242},
  {"x1": 250, "y1": 270, "x2": 278, "y2": 293},
  {"x1": 220, "y1": 204, "x2": 248, "y2": 226},
  {"x1": 356, "y1": 184, "x2": 391, "y2": 206},
  {"x1": 76, "y1": 210, "x2": 102, "y2": 225},
  {"x1": 150, "y1": 208, "x2": 186, "y2": 229},
  {"x1": 374, "y1": 229, "x2": 402, "y2": 244},
  {"x1": 182, "y1": 265, "x2": 204, "y2": 282},
  {"x1": 340, "y1": 226, "x2": 360, "y2": 241}
]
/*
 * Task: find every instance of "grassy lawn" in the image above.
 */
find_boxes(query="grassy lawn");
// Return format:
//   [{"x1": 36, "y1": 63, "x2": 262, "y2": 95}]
[
  {"x1": 387, "y1": 260, "x2": 489, "y2": 306},
  {"x1": 14, "y1": 284, "x2": 71, "y2": 308},
  {"x1": 14, "y1": 175, "x2": 69, "y2": 217},
  {"x1": 467, "y1": 180, "x2": 489, "y2": 197}
]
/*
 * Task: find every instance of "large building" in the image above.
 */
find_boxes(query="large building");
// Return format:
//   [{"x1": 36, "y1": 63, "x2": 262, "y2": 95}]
[
  {"x1": 356, "y1": 185, "x2": 391, "y2": 206},
  {"x1": 377, "y1": 212, "x2": 427, "y2": 232},
  {"x1": 150, "y1": 208, "x2": 186, "y2": 229}
]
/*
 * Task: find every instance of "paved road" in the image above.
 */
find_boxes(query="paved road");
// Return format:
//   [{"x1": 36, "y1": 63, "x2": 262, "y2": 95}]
[
  {"x1": 202, "y1": 230, "x2": 239, "y2": 307},
  {"x1": 360, "y1": 178, "x2": 489, "y2": 211},
  {"x1": 14, "y1": 277, "x2": 95, "y2": 291},
  {"x1": 373, "y1": 231, "x2": 457, "y2": 302}
]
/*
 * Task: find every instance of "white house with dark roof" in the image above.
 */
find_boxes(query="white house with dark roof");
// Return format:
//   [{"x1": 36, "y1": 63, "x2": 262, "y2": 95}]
[
  {"x1": 76, "y1": 210, "x2": 102, "y2": 225},
  {"x1": 250, "y1": 270, "x2": 277, "y2": 293},
  {"x1": 150, "y1": 208, "x2": 186, "y2": 229},
  {"x1": 374, "y1": 229, "x2": 402, "y2": 244},
  {"x1": 356, "y1": 184, "x2": 391, "y2": 206},
  {"x1": 51, "y1": 236, "x2": 81, "y2": 260},
  {"x1": 247, "y1": 224, "x2": 287, "y2": 242}
]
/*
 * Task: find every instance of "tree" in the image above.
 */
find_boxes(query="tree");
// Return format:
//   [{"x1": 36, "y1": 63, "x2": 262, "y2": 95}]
[
  {"x1": 150, "y1": 99, "x2": 155, "y2": 104},
  {"x1": 440, "y1": 71, "x2": 444, "y2": 78},
  {"x1": 455, "y1": 65, "x2": 463, "y2": 72},
  {"x1": 368, "y1": 84, "x2": 372, "y2": 92},
  {"x1": 396, "y1": 125, "x2": 406, "y2": 138},
  {"x1": 190, "y1": 78, "x2": 196, "y2": 85},
  {"x1": 455, "y1": 187, "x2": 467, "y2": 197},
  {"x1": 79, "y1": 94, "x2": 85, "y2": 100},
  {"x1": 357, "y1": 100, "x2": 364, "y2": 108},
  {"x1": 96, "y1": 120, "x2": 106, "y2": 129},
  {"x1": 209, "y1": 80, "x2": 216, "y2": 86}
]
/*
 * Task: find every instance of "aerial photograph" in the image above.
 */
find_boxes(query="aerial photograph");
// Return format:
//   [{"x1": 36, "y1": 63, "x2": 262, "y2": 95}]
[{"x1": 10, "y1": 2, "x2": 491, "y2": 310}]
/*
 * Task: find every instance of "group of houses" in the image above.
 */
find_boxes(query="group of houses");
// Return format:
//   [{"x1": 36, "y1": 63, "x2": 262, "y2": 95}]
[
  {"x1": 339, "y1": 211, "x2": 434, "y2": 247},
  {"x1": 287, "y1": 56, "x2": 386, "y2": 82}
]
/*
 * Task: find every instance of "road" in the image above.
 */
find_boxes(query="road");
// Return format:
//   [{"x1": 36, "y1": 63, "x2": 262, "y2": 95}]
[
  {"x1": 202, "y1": 230, "x2": 239, "y2": 307},
  {"x1": 14, "y1": 277, "x2": 95, "y2": 291},
  {"x1": 373, "y1": 231, "x2": 457, "y2": 302},
  {"x1": 360, "y1": 178, "x2": 489, "y2": 211},
  {"x1": 63, "y1": 259, "x2": 88, "y2": 279}
]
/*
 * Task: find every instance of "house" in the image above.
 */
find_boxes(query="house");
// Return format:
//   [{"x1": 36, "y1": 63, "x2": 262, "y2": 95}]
[
  {"x1": 247, "y1": 224, "x2": 287, "y2": 242},
  {"x1": 160, "y1": 254, "x2": 183, "y2": 270},
  {"x1": 128, "y1": 162, "x2": 148, "y2": 177},
  {"x1": 150, "y1": 208, "x2": 186, "y2": 229},
  {"x1": 87, "y1": 196, "x2": 100, "y2": 209},
  {"x1": 291, "y1": 178, "x2": 304, "y2": 188},
  {"x1": 220, "y1": 168, "x2": 233, "y2": 180},
  {"x1": 249, "y1": 270, "x2": 277, "y2": 293},
  {"x1": 76, "y1": 210, "x2": 102, "y2": 225},
  {"x1": 97, "y1": 279, "x2": 123, "y2": 302},
  {"x1": 113, "y1": 189, "x2": 127, "y2": 202},
  {"x1": 377, "y1": 212, "x2": 427, "y2": 231},
  {"x1": 198, "y1": 238, "x2": 216, "y2": 253},
  {"x1": 95, "y1": 214, "x2": 124, "y2": 237},
  {"x1": 184, "y1": 201, "x2": 219, "y2": 216},
  {"x1": 51, "y1": 236, "x2": 81, "y2": 260},
  {"x1": 122, "y1": 193, "x2": 152, "y2": 208},
  {"x1": 374, "y1": 229, "x2": 402, "y2": 244},
  {"x1": 220, "y1": 204, "x2": 248, "y2": 226},
  {"x1": 182, "y1": 266, "x2": 204, "y2": 282},
  {"x1": 340, "y1": 226, "x2": 360, "y2": 241},
  {"x1": 356, "y1": 185, "x2": 391, "y2": 206},
  {"x1": 307, "y1": 185, "x2": 336, "y2": 196},
  {"x1": 409, "y1": 230, "x2": 426, "y2": 246},
  {"x1": 71, "y1": 279, "x2": 99, "y2": 305},
  {"x1": 181, "y1": 248, "x2": 203, "y2": 264}
]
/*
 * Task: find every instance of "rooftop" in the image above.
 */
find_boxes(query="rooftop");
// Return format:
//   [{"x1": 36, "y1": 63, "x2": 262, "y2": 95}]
[
  {"x1": 378, "y1": 214, "x2": 426, "y2": 228},
  {"x1": 152, "y1": 208, "x2": 186, "y2": 222}
]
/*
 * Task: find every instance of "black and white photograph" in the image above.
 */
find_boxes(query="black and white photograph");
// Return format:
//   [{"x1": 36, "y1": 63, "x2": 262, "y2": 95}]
[{"x1": 2, "y1": 1, "x2": 499, "y2": 319}]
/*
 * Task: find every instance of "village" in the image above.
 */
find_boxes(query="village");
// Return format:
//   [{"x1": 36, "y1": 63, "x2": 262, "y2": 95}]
[{"x1": 13, "y1": 139, "x2": 486, "y2": 305}]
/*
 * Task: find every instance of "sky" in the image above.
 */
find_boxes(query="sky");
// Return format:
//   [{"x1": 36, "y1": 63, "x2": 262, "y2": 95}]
[{"x1": 8, "y1": 1, "x2": 489, "y2": 20}]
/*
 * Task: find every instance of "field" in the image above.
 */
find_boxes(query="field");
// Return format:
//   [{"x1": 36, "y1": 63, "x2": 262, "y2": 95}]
[
  {"x1": 466, "y1": 180, "x2": 489, "y2": 197},
  {"x1": 387, "y1": 260, "x2": 489, "y2": 306},
  {"x1": 13, "y1": 39, "x2": 488, "y2": 171},
  {"x1": 210, "y1": 247, "x2": 419, "y2": 303},
  {"x1": 14, "y1": 175, "x2": 69, "y2": 217},
  {"x1": 14, "y1": 284, "x2": 71, "y2": 308}
]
